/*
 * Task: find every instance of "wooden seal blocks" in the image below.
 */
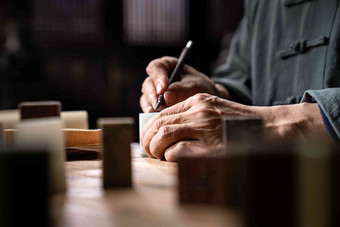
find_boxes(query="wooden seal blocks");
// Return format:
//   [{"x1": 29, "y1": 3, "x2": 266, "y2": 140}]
[
  {"x1": 97, "y1": 117, "x2": 134, "y2": 188},
  {"x1": 18, "y1": 101, "x2": 61, "y2": 120}
]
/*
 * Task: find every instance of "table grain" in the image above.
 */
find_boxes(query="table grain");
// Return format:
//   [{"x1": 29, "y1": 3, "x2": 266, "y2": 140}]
[{"x1": 51, "y1": 158, "x2": 242, "y2": 227}]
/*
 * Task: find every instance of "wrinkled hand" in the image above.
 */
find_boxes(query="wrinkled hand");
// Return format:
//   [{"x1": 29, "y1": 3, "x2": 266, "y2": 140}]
[
  {"x1": 141, "y1": 93, "x2": 251, "y2": 161},
  {"x1": 140, "y1": 56, "x2": 228, "y2": 113},
  {"x1": 141, "y1": 92, "x2": 332, "y2": 161}
]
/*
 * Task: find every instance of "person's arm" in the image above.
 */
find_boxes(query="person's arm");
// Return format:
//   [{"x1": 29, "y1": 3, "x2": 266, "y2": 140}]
[
  {"x1": 141, "y1": 93, "x2": 331, "y2": 162},
  {"x1": 300, "y1": 88, "x2": 340, "y2": 144}
]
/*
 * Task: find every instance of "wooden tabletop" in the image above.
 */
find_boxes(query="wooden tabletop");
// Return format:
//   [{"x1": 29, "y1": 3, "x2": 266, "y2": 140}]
[{"x1": 51, "y1": 158, "x2": 242, "y2": 227}]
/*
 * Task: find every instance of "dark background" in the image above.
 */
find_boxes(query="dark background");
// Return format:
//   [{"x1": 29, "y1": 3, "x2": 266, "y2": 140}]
[{"x1": 0, "y1": 0, "x2": 243, "y2": 140}]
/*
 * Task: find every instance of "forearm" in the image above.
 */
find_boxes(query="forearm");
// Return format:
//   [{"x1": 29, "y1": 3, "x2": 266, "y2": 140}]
[{"x1": 250, "y1": 103, "x2": 331, "y2": 143}]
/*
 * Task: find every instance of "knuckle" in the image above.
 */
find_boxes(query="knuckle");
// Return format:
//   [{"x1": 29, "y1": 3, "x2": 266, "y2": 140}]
[
  {"x1": 159, "y1": 125, "x2": 171, "y2": 137},
  {"x1": 192, "y1": 93, "x2": 207, "y2": 102},
  {"x1": 146, "y1": 60, "x2": 162, "y2": 75},
  {"x1": 176, "y1": 141, "x2": 187, "y2": 151},
  {"x1": 146, "y1": 60, "x2": 157, "y2": 74},
  {"x1": 154, "y1": 117, "x2": 164, "y2": 129}
]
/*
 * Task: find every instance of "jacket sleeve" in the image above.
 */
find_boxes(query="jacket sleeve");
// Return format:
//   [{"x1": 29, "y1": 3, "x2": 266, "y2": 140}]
[
  {"x1": 211, "y1": 16, "x2": 252, "y2": 105},
  {"x1": 301, "y1": 88, "x2": 340, "y2": 144}
]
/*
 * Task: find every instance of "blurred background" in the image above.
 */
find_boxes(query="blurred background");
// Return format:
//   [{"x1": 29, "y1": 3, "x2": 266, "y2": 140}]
[{"x1": 0, "y1": 0, "x2": 243, "y2": 138}]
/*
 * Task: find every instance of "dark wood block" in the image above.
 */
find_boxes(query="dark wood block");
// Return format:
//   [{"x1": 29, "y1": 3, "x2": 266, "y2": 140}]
[
  {"x1": 178, "y1": 144, "x2": 296, "y2": 227},
  {"x1": 178, "y1": 151, "x2": 247, "y2": 206},
  {"x1": 97, "y1": 117, "x2": 134, "y2": 188},
  {"x1": 18, "y1": 101, "x2": 61, "y2": 120},
  {"x1": 330, "y1": 146, "x2": 340, "y2": 227},
  {"x1": 0, "y1": 150, "x2": 49, "y2": 227},
  {"x1": 222, "y1": 115, "x2": 263, "y2": 151},
  {"x1": 178, "y1": 141, "x2": 338, "y2": 227},
  {"x1": 244, "y1": 145, "x2": 296, "y2": 227}
]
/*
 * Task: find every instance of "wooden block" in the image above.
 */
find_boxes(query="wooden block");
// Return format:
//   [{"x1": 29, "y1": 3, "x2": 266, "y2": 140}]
[
  {"x1": 244, "y1": 145, "x2": 296, "y2": 227},
  {"x1": 178, "y1": 150, "x2": 247, "y2": 206},
  {"x1": 97, "y1": 117, "x2": 134, "y2": 188},
  {"x1": 3, "y1": 129, "x2": 15, "y2": 148},
  {"x1": 64, "y1": 129, "x2": 101, "y2": 147},
  {"x1": 0, "y1": 150, "x2": 48, "y2": 227},
  {"x1": 331, "y1": 148, "x2": 340, "y2": 227},
  {"x1": 18, "y1": 101, "x2": 61, "y2": 120},
  {"x1": 222, "y1": 115, "x2": 263, "y2": 151},
  {"x1": 4, "y1": 128, "x2": 101, "y2": 149},
  {"x1": 178, "y1": 144, "x2": 295, "y2": 225},
  {"x1": 0, "y1": 109, "x2": 87, "y2": 129},
  {"x1": 0, "y1": 109, "x2": 19, "y2": 129},
  {"x1": 16, "y1": 118, "x2": 66, "y2": 193},
  {"x1": 178, "y1": 141, "x2": 339, "y2": 227},
  {"x1": 61, "y1": 110, "x2": 89, "y2": 129},
  {"x1": 296, "y1": 142, "x2": 334, "y2": 227}
]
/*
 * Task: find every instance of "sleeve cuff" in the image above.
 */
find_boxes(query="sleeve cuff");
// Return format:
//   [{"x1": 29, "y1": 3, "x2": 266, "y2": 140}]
[{"x1": 305, "y1": 95, "x2": 340, "y2": 145}]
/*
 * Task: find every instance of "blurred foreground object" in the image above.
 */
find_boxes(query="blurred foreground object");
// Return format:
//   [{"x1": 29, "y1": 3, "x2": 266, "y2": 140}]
[
  {"x1": 98, "y1": 117, "x2": 134, "y2": 188},
  {"x1": 16, "y1": 118, "x2": 66, "y2": 193},
  {"x1": 18, "y1": 101, "x2": 61, "y2": 120},
  {"x1": 0, "y1": 150, "x2": 49, "y2": 227}
]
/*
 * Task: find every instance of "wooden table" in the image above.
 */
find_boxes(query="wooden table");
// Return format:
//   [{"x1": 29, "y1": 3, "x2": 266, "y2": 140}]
[{"x1": 51, "y1": 158, "x2": 242, "y2": 227}]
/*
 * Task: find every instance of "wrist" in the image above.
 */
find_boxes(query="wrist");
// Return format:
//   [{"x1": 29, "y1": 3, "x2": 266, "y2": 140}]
[{"x1": 252, "y1": 103, "x2": 330, "y2": 142}]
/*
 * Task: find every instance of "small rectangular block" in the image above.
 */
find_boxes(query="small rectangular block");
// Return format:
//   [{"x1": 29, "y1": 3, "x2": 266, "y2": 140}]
[
  {"x1": 178, "y1": 152, "x2": 247, "y2": 206},
  {"x1": 18, "y1": 101, "x2": 61, "y2": 120},
  {"x1": 222, "y1": 115, "x2": 263, "y2": 151},
  {"x1": 97, "y1": 117, "x2": 134, "y2": 188},
  {"x1": 16, "y1": 118, "x2": 66, "y2": 193}
]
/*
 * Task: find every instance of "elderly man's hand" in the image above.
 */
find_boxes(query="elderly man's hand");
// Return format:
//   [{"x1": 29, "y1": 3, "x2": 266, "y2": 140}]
[
  {"x1": 140, "y1": 56, "x2": 230, "y2": 113},
  {"x1": 141, "y1": 93, "x2": 332, "y2": 161},
  {"x1": 141, "y1": 93, "x2": 252, "y2": 161}
]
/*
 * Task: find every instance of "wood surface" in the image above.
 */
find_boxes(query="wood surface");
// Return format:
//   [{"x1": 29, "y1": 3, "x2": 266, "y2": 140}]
[{"x1": 51, "y1": 158, "x2": 242, "y2": 227}]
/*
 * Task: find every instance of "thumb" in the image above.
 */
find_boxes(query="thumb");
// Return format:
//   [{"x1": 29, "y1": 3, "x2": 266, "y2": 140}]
[{"x1": 163, "y1": 82, "x2": 194, "y2": 106}]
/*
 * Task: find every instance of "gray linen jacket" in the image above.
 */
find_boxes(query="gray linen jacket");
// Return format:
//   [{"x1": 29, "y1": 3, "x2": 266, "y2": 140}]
[{"x1": 212, "y1": 0, "x2": 340, "y2": 141}]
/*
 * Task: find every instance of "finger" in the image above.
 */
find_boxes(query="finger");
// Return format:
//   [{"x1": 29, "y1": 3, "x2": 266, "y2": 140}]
[
  {"x1": 141, "y1": 101, "x2": 188, "y2": 141},
  {"x1": 149, "y1": 123, "x2": 197, "y2": 159},
  {"x1": 164, "y1": 140, "x2": 221, "y2": 162},
  {"x1": 164, "y1": 140, "x2": 204, "y2": 162},
  {"x1": 140, "y1": 94, "x2": 154, "y2": 113},
  {"x1": 141, "y1": 102, "x2": 187, "y2": 141},
  {"x1": 141, "y1": 77, "x2": 158, "y2": 109},
  {"x1": 163, "y1": 79, "x2": 203, "y2": 106},
  {"x1": 140, "y1": 98, "x2": 194, "y2": 157},
  {"x1": 159, "y1": 98, "x2": 192, "y2": 117},
  {"x1": 141, "y1": 112, "x2": 184, "y2": 157},
  {"x1": 146, "y1": 56, "x2": 177, "y2": 94}
]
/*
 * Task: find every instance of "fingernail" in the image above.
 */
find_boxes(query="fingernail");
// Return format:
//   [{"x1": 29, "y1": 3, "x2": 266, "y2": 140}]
[{"x1": 156, "y1": 84, "x2": 163, "y2": 94}]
